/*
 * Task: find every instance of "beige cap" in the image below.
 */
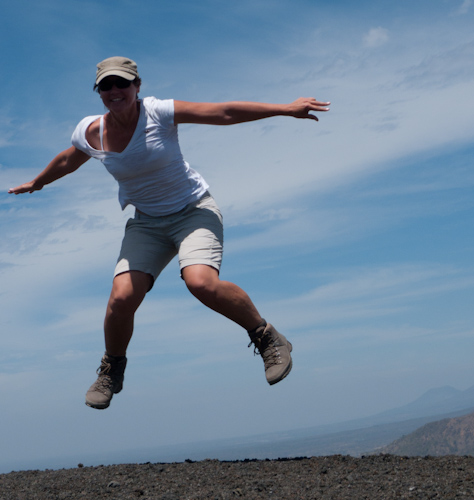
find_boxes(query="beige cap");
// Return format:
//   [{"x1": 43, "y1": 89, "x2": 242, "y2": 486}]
[{"x1": 95, "y1": 56, "x2": 139, "y2": 85}]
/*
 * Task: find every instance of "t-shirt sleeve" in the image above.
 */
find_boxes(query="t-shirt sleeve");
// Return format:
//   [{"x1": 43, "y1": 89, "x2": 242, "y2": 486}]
[
  {"x1": 71, "y1": 116, "x2": 101, "y2": 156},
  {"x1": 144, "y1": 97, "x2": 175, "y2": 128}
]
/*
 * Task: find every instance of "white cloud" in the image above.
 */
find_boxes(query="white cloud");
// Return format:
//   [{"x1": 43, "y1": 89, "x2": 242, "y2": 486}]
[
  {"x1": 363, "y1": 27, "x2": 389, "y2": 48},
  {"x1": 270, "y1": 263, "x2": 474, "y2": 331}
]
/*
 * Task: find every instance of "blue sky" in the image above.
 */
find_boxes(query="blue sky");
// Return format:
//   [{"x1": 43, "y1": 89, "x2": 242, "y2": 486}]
[{"x1": 0, "y1": 0, "x2": 473, "y2": 472}]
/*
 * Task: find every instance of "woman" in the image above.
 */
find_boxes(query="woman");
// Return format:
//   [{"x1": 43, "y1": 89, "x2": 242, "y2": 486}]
[{"x1": 9, "y1": 56, "x2": 330, "y2": 410}]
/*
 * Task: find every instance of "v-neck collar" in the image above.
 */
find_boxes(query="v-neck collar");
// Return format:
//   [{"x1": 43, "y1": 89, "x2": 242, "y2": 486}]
[{"x1": 100, "y1": 100, "x2": 143, "y2": 155}]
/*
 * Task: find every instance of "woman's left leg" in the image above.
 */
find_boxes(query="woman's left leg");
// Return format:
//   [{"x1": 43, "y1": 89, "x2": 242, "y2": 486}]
[
  {"x1": 182, "y1": 264, "x2": 293, "y2": 385},
  {"x1": 182, "y1": 264, "x2": 263, "y2": 331},
  {"x1": 178, "y1": 195, "x2": 292, "y2": 385}
]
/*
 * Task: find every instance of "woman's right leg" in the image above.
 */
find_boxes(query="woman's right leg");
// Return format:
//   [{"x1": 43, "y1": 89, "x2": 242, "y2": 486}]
[
  {"x1": 104, "y1": 270, "x2": 154, "y2": 356},
  {"x1": 85, "y1": 270, "x2": 153, "y2": 410}
]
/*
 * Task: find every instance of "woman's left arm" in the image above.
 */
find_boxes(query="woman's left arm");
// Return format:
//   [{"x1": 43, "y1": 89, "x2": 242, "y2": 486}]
[{"x1": 174, "y1": 97, "x2": 330, "y2": 125}]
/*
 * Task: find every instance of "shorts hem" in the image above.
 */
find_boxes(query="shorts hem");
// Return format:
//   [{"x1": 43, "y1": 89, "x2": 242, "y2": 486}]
[
  {"x1": 179, "y1": 260, "x2": 221, "y2": 272},
  {"x1": 114, "y1": 260, "x2": 158, "y2": 281}
]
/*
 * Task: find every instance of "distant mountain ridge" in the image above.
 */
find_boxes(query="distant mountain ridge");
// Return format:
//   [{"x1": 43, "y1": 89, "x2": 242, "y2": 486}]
[
  {"x1": 381, "y1": 411, "x2": 474, "y2": 456},
  {"x1": 265, "y1": 384, "x2": 474, "y2": 441},
  {"x1": 371, "y1": 385, "x2": 474, "y2": 422},
  {"x1": 330, "y1": 385, "x2": 474, "y2": 431}
]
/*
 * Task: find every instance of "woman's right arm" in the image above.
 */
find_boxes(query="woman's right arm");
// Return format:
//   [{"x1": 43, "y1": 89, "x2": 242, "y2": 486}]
[{"x1": 8, "y1": 146, "x2": 91, "y2": 195}]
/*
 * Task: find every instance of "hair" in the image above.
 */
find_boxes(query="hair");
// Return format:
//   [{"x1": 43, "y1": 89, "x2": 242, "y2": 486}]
[{"x1": 93, "y1": 77, "x2": 142, "y2": 93}]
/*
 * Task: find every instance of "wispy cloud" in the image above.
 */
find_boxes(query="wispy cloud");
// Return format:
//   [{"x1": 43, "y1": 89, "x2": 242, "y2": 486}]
[
  {"x1": 273, "y1": 263, "x2": 474, "y2": 330},
  {"x1": 454, "y1": 0, "x2": 472, "y2": 15},
  {"x1": 397, "y1": 41, "x2": 474, "y2": 90},
  {"x1": 363, "y1": 27, "x2": 389, "y2": 48}
]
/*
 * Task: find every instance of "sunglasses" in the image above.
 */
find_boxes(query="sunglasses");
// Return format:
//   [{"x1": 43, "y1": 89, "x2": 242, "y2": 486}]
[{"x1": 98, "y1": 77, "x2": 133, "y2": 92}]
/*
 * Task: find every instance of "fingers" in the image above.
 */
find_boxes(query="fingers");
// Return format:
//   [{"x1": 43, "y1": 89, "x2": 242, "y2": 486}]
[
  {"x1": 307, "y1": 97, "x2": 330, "y2": 112},
  {"x1": 291, "y1": 97, "x2": 330, "y2": 120},
  {"x1": 8, "y1": 183, "x2": 35, "y2": 195}
]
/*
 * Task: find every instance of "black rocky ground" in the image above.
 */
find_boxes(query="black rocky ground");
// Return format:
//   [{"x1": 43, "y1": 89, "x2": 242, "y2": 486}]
[{"x1": 1, "y1": 454, "x2": 474, "y2": 499}]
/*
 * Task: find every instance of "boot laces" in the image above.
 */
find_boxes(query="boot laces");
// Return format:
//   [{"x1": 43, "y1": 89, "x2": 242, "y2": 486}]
[
  {"x1": 92, "y1": 359, "x2": 119, "y2": 394},
  {"x1": 97, "y1": 359, "x2": 112, "y2": 376},
  {"x1": 248, "y1": 332, "x2": 282, "y2": 367}
]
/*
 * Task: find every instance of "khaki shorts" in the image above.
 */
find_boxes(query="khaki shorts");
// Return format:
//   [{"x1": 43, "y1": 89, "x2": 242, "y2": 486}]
[{"x1": 114, "y1": 193, "x2": 223, "y2": 286}]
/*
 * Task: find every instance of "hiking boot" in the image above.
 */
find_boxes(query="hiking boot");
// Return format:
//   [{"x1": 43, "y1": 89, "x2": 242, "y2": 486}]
[
  {"x1": 85, "y1": 353, "x2": 127, "y2": 409},
  {"x1": 248, "y1": 322, "x2": 293, "y2": 385}
]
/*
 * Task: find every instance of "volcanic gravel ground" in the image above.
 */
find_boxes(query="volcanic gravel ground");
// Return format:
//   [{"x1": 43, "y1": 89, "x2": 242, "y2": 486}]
[{"x1": 1, "y1": 455, "x2": 474, "y2": 499}]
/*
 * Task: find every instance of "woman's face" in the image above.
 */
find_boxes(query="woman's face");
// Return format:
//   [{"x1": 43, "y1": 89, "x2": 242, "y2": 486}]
[{"x1": 98, "y1": 77, "x2": 140, "y2": 112}]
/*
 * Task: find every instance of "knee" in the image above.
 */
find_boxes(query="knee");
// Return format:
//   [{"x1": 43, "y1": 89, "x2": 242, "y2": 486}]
[
  {"x1": 107, "y1": 272, "x2": 151, "y2": 317},
  {"x1": 108, "y1": 293, "x2": 137, "y2": 317},
  {"x1": 184, "y1": 272, "x2": 218, "y2": 300},
  {"x1": 108, "y1": 286, "x2": 143, "y2": 317}
]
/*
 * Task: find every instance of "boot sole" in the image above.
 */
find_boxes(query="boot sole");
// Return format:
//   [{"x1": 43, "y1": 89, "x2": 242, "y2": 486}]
[{"x1": 85, "y1": 399, "x2": 111, "y2": 410}]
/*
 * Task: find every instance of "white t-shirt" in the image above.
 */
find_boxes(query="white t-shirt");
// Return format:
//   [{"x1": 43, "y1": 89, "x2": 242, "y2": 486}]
[{"x1": 71, "y1": 97, "x2": 209, "y2": 216}]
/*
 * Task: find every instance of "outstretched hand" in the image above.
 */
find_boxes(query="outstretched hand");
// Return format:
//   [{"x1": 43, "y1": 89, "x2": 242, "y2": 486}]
[
  {"x1": 8, "y1": 147, "x2": 90, "y2": 196},
  {"x1": 289, "y1": 97, "x2": 330, "y2": 121},
  {"x1": 8, "y1": 181, "x2": 42, "y2": 195}
]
